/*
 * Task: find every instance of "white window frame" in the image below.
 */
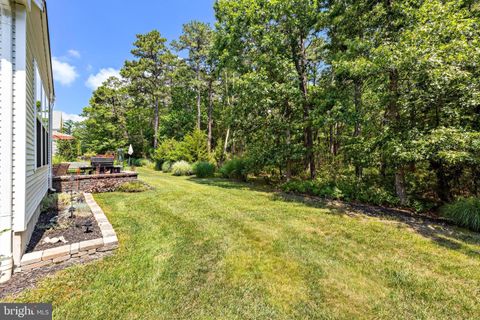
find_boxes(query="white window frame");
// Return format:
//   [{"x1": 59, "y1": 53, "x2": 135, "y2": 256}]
[{"x1": 34, "y1": 59, "x2": 49, "y2": 169}]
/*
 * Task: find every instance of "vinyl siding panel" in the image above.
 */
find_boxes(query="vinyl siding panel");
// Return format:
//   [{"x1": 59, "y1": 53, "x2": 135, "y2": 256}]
[{"x1": 24, "y1": 7, "x2": 48, "y2": 226}]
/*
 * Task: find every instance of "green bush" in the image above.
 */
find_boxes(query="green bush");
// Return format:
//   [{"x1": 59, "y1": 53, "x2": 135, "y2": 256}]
[
  {"x1": 117, "y1": 180, "x2": 151, "y2": 193},
  {"x1": 162, "y1": 161, "x2": 172, "y2": 173},
  {"x1": 220, "y1": 158, "x2": 248, "y2": 181},
  {"x1": 41, "y1": 193, "x2": 58, "y2": 212},
  {"x1": 141, "y1": 159, "x2": 155, "y2": 169},
  {"x1": 154, "y1": 130, "x2": 212, "y2": 164},
  {"x1": 440, "y1": 197, "x2": 480, "y2": 231},
  {"x1": 53, "y1": 155, "x2": 68, "y2": 165},
  {"x1": 281, "y1": 179, "x2": 399, "y2": 206},
  {"x1": 155, "y1": 138, "x2": 182, "y2": 162},
  {"x1": 193, "y1": 161, "x2": 215, "y2": 178},
  {"x1": 171, "y1": 161, "x2": 193, "y2": 176},
  {"x1": 182, "y1": 129, "x2": 210, "y2": 163}
]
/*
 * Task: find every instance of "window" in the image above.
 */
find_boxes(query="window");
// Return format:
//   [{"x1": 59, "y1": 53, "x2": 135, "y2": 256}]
[
  {"x1": 34, "y1": 60, "x2": 50, "y2": 168},
  {"x1": 36, "y1": 119, "x2": 42, "y2": 168}
]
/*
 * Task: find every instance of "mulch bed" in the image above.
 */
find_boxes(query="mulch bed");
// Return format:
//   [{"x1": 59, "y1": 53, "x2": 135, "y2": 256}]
[{"x1": 26, "y1": 194, "x2": 102, "y2": 253}]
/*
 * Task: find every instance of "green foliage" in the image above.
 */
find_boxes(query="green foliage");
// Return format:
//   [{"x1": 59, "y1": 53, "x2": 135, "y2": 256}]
[
  {"x1": 155, "y1": 130, "x2": 211, "y2": 164},
  {"x1": 171, "y1": 161, "x2": 193, "y2": 176},
  {"x1": 193, "y1": 161, "x2": 215, "y2": 178},
  {"x1": 56, "y1": 139, "x2": 79, "y2": 162},
  {"x1": 220, "y1": 158, "x2": 248, "y2": 181},
  {"x1": 441, "y1": 198, "x2": 480, "y2": 232},
  {"x1": 117, "y1": 180, "x2": 151, "y2": 193},
  {"x1": 77, "y1": 0, "x2": 480, "y2": 211},
  {"x1": 181, "y1": 129, "x2": 211, "y2": 163},
  {"x1": 52, "y1": 154, "x2": 68, "y2": 165},
  {"x1": 281, "y1": 179, "x2": 400, "y2": 207},
  {"x1": 40, "y1": 193, "x2": 58, "y2": 213},
  {"x1": 162, "y1": 161, "x2": 172, "y2": 173}
]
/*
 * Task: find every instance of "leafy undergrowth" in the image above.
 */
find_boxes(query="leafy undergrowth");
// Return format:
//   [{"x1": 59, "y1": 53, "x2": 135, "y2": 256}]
[{"x1": 9, "y1": 168, "x2": 480, "y2": 319}]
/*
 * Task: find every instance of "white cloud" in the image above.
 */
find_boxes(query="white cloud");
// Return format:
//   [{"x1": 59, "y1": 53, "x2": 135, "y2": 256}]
[
  {"x1": 68, "y1": 49, "x2": 81, "y2": 58},
  {"x1": 52, "y1": 57, "x2": 78, "y2": 86},
  {"x1": 85, "y1": 68, "x2": 120, "y2": 90},
  {"x1": 62, "y1": 112, "x2": 84, "y2": 123}
]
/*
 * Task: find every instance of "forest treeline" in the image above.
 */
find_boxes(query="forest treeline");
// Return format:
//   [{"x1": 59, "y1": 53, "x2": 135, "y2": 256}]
[{"x1": 71, "y1": 0, "x2": 480, "y2": 211}]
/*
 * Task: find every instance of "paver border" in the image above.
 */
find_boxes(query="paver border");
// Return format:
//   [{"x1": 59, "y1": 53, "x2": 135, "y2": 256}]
[{"x1": 15, "y1": 193, "x2": 118, "y2": 272}]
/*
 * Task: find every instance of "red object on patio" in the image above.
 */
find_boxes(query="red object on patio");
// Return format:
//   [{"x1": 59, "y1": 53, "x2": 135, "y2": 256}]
[{"x1": 53, "y1": 131, "x2": 75, "y2": 140}]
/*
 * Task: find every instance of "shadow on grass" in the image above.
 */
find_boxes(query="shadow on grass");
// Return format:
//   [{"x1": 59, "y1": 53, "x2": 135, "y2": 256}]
[{"x1": 188, "y1": 177, "x2": 480, "y2": 256}]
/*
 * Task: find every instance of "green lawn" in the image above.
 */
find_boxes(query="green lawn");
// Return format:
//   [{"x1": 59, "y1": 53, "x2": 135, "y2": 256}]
[{"x1": 10, "y1": 168, "x2": 480, "y2": 319}]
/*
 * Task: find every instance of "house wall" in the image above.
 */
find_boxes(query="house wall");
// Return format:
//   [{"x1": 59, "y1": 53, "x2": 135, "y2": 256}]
[
  {"x1": 11, "y1": 2, "x2": 51, "y2": 268},
  {"x1": 0, "y1": 2, "x2": 15, "y2": 284},
  {"x1": 0, "y1": 0, "x2": 53, "y2": 282},
  {"x1": 24, "y1": 7, "x2": 49, "y2": 232}
]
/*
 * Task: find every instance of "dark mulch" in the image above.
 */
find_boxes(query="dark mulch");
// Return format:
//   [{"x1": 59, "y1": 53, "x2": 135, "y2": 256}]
[
  {"x1": 26, "y1": 208, "x2": 102, "y2": 253},
  {"x1": 0, "y1": 251, "x2": 113, "y2": 299}
]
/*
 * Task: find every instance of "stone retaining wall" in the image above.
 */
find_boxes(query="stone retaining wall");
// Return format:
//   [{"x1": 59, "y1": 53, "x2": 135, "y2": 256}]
[
  {"x1": 16, "y1": 193, "x2": 118, "y2": 272},
  {"x1": 53, "y1": 172, "x2": 138, "y2": 193}
]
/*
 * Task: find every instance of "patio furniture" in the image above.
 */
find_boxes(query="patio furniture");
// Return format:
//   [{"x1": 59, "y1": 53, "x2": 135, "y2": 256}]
[
  {"x1": 78, "y1": 155, "x2": 121, "y2": 174},
  {"x1": 52, "y1": 163, "x2": 70, "y2": 176}
]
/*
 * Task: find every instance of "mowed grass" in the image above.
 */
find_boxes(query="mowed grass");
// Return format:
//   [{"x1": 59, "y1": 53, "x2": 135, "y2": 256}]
[{"x1": 9, "y1": 168, "x2": 480, "y2": 319}]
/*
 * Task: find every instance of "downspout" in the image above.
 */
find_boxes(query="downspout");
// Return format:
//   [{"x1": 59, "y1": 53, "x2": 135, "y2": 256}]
[{"x1": 48, "y1": 98, "x2": 54, "y2": 190}]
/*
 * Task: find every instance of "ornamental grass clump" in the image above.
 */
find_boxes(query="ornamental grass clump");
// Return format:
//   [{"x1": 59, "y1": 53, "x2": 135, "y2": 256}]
[
  {"x1": 162, "y1": 161, "x2": 172, "y2": 173},
  {"x1": 440, "y1": 197, "x2": 480, "y2": 232},
  {"x1": 220, "y1": 158, "x2": 248, "y2": 181},
  {"x1": 171, "y1": 161, "x2": 193, "y2": 176},
  {"x1": 193, "y1": 161, "x2": 215, "y2": 178}
]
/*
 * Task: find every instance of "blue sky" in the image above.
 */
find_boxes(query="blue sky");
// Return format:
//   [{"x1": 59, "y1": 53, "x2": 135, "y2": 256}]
[{"x1": 48, "y1": 0, "x2": 215, "y2": 121}]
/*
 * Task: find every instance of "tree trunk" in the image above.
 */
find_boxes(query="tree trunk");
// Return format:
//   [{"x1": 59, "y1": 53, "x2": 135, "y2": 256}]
[
  {"x1": 354, "y1": 79, "x2": 363, "y2": 178},
  {"x1": 293, "y1": 36, "x2": 315, "y2": 179},
  {"x1": 395, "y1": 167, "x2": 407, "y2": 206},
  {"x1": 286, "y1": 127, "x2": 292, "y2": 181},
  {"x1": 153, "y1": 97, "x2": 159, "y2": 149},
  {"x1": 196, "y1": 66, "x2": 201, "y2": 130},
  {"x1": 223, "y1": 127, "x2": 230, "y2": 156},
  {"x1": 386, "y1": 68, "x2": 407, "y2": 203},
  {"x1": 207, "y1": 79, "x2": 213, "y2": 153}
]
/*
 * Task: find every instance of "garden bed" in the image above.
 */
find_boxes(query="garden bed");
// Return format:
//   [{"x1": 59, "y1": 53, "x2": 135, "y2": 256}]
[
  {"x1": 26, "y1": 192, "x2": 102, "y2": 252},
  {"x1": 16, "y1": 193, "x2": 118, "y2": 273}
]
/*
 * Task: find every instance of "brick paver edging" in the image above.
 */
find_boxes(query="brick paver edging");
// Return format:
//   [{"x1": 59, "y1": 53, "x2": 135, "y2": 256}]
[{"x1": 15, "y1": 193, "x2": 118, "y2": 272}]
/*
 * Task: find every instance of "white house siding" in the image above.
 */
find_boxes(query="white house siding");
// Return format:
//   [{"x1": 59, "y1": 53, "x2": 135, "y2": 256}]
[
  {"x1": 11, "y1": 2, "x2": 27, "y2": 233},
  {"x1": 13, "y1": 2, "x2": 52, "y2": 266},
  {"x1": 1, "y1": 0, "x2": 53, "y2": 281},
  {"x1": 0, "y1": 3, "x2": 15, "y2": 283},
  {"x1": 24, "y1": 17, "x2": 48, "y2": 229}
]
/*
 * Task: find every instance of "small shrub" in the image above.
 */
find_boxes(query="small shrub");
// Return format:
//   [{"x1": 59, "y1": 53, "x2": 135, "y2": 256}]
[
  {"x1": 52, "y1": 155, "x2": 68, "y2": 165},
  {"x1": 57, "y1": 193, "x2": 70, "y2": 207},
  {"x1": 281, "y1": 179, "x2": 399, "y2": 206},
  {"x1": 162, "y1": 161, "x2": 172, "y2": 173},
  {"x1": 131, "y1": 158, "x2": 143, "y2": 167},
  {"x1": 220, "y1": 158, "x2": 248, "y2": 181},
  {"x1": 141, "y1": 159, "x2": 155, "y2": 169},
  {"x1": 171, "y1": 161, "x2": 193, "y2": 176},
  {"x1": 41, "y1": 193, "x2": 58, "y2": 212},
  {"x1": 193, "y1": 161, "x2": 215, "y2": 178},
  {"x1": 441, "y1": 197, "x2": 480, "y2": 232},
  {"x1": 117, "y1": 180, "x2": 151, "y2": 193}
]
